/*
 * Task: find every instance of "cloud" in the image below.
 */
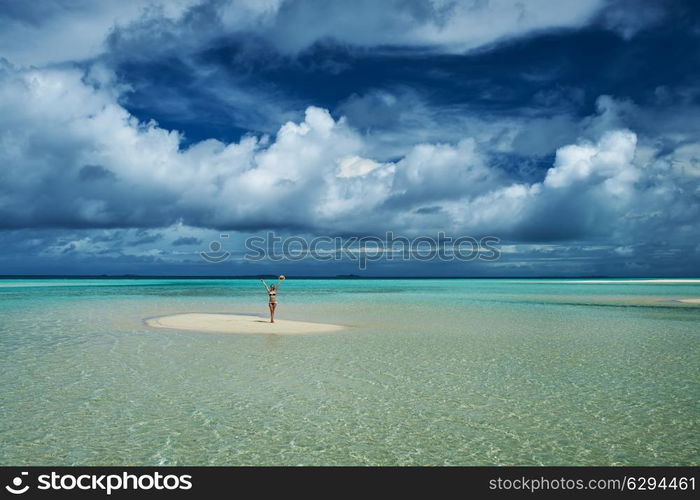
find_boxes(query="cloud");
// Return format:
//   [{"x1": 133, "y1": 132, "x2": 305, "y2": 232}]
[
  {"x1": 101, "y1": 0, "x2": 607, "y2": 64},
  {"x1": 0, "y1": 0, "x2": 197, "y2": 66},
  {"x1": 336, "y1": 156, "x2": 385, "y2": 178},
  {"x1": 334, "y1": 88, "x2": 584, "y2": 163},
  {"x1": 84, "y1": 1, "x2": 695, "y2": 154},
  {"x1": 262, "y1": 0, "x2": 606, "y2": 54},
  {"x1": 92, "y1": 1, "x2": 618, "y2": 143},
  {"x1": 1, "y1": 61, "x2": 698, "y2": 251},
  {"x1": 130, "y1": 231, "x2": 164, "y2": 245},
  {"x1": 172, "y1": 236, "x2": 203, "y2": 246},
  {"x1": 543, "y1": 130, "x2": 638, "y2": 192},
  {"x1": 1, "y1": 0, "x2": 672, "y2": 70},
  {"x1": 0, "y1": 63, "x2": 365, "y2": 231},
  {"x1": 78, "y1": 165, "x2": 117, "y2": 182},
  {"x1": 595, "y1": 0, "x2": 667, "y2": 39},
  {"x1": 1, "y1": 1, "x2": 698, "y2": 277}
]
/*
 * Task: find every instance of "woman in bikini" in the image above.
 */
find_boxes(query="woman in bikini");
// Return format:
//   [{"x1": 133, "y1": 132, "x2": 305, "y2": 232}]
[{"x1": 260, "y1": 277, "x2": 283, "y2": 323}]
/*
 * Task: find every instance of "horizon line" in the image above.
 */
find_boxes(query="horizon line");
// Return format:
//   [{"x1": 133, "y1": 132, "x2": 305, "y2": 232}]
[{"x1": 1, "y1": 274, "x2": 699, "y2": 280}]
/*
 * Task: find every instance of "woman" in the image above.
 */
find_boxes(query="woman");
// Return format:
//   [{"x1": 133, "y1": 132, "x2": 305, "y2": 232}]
[{"x1": 260, "y1": 277, "x2": 284, "y2": 323}]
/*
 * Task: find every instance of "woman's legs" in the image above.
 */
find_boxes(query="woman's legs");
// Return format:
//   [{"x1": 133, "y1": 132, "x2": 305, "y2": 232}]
[{"x1": 269, "y1": 302, "x2": 276, "y2": 323}]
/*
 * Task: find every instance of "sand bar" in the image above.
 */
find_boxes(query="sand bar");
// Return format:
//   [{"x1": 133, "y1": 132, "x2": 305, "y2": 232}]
[
  {"x1": 146, "y1": 313, "x2": 346, "y2": 335},
  {"x1": 678, "y1": 298, "x2": 700, "y2": 304}
]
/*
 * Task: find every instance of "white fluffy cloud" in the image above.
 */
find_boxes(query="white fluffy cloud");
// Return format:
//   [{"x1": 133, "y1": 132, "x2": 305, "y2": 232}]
[
  {"x1": 0, "y1": 62, "x2": 497, "y2": 233},
  {"x1": 0, "y1": 0, "x2": 615, "y2": 67},
  {"x1": 438, "y1": 130, "x2": 642, "y2": 237},
  {"x1": 544, "y1": 130, "x2": 639, "y2": 194},
  {"x1": 260, "y1": 0, "x2": 605, "y2": 54},
  {"x1": 0, "y1": 0, "x2": 197, "y2": 66},
  {"x1": 0, "y1": 62, "x2": 698, "y2": 249}
]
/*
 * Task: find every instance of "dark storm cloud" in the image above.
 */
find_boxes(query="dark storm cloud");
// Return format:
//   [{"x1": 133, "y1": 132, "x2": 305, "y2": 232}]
[
  {"x1": 90, "y1": 0, "x2": 700, "y2": 164},
  {"x1": 0, "y1": 0, "x2": 698, "y2": 275},
  {"x1": 97, "y1": 0, "x2": 613, "y2": 141}
]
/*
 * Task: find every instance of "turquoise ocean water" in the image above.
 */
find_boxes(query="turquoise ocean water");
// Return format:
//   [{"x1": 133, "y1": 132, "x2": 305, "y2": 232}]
[{"x1": 1, "y1": 278, "x2": 698, "y2": 465}]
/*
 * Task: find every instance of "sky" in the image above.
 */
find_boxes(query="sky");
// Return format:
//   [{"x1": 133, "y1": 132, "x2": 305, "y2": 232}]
[{"x1": 0, "y1": 0, "x2": 698, "y2": 276}]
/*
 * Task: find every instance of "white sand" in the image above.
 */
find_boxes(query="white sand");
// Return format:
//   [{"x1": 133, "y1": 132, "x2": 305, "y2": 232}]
[
  {"x1": 146, "y1": 313, "x2": 346, "y2": 335},
  {"x1": 678, "y1": 298, "x2": 700, "y2": 304}
]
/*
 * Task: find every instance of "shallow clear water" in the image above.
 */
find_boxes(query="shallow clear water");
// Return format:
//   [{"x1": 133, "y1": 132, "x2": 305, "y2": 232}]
[{"x1": 1, "y1": 278, "x2": 698, "y2": 465}]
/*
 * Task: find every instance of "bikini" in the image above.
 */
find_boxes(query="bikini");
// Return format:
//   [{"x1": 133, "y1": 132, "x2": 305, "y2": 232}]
[{"x1": 268, "y1": 290, "x2": 277, "y2": 304}]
